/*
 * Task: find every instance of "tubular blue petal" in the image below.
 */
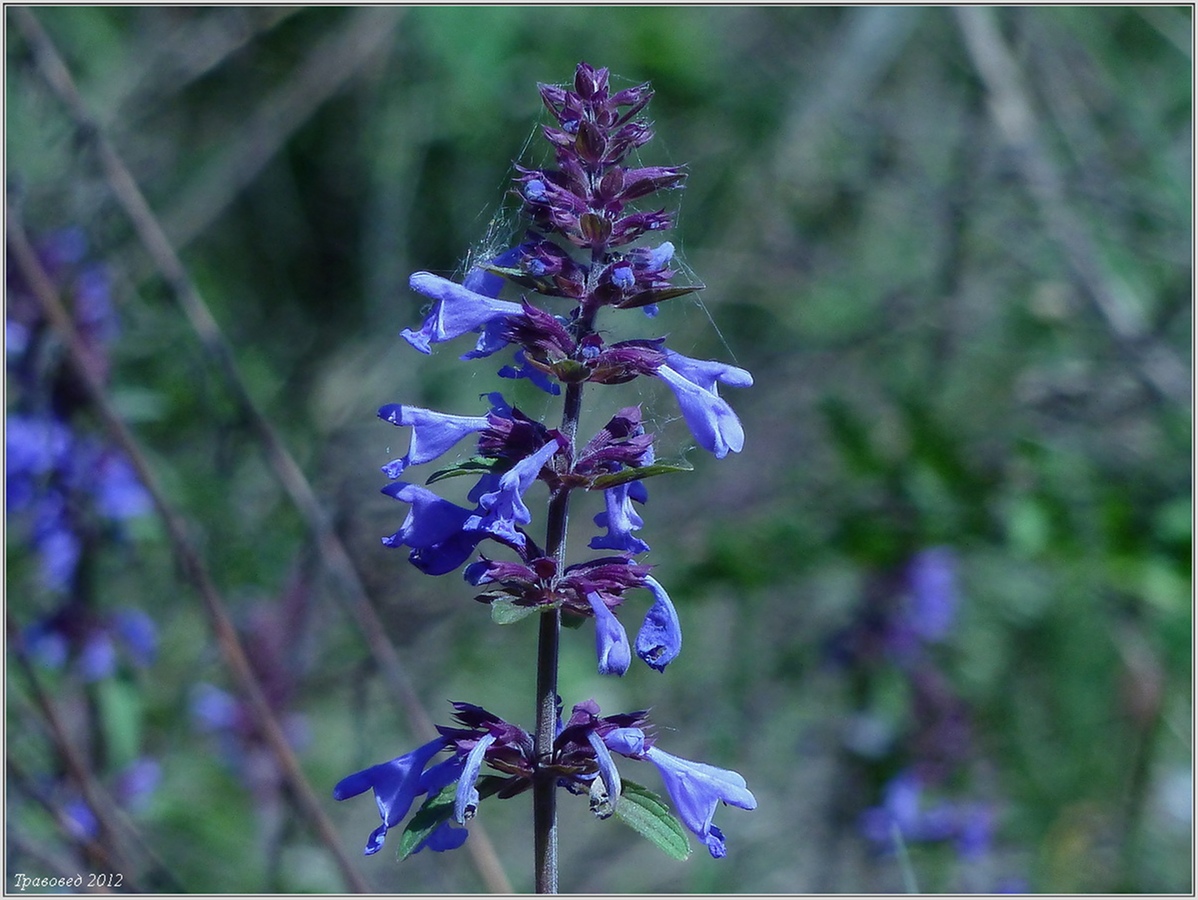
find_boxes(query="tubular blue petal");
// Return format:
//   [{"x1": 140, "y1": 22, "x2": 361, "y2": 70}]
[
  {"x1": 380, "y1": 483, "x2": 486, "y2": 575},
  {"x1": 643, "y1": 745, "x2": 756, "y2": 859},
  {"x1": 603, "y1": 727, "x2": 647, "y2": 758},
  {"x1": 587, "y1": 729, "x2": 624, "y2": 808},
  {"x1": 415, "y1": 821, "x2": 470, "y2": 854},
  {"x1": 464, "y1": 438, "x2": 561, "y2": 546},
  {"x1": 587, "y1": 592, "x2": 631, "y2": 676},
  {"x1": 401, "y1": 272, "x2": 524, "y2": 353},
  {"x1": 662, "y1": 350, "x2": 753, "y2": 392},
  {"x1": 333, "y1": 737, "x2": 448, "y2": 856},
  {"x1": 655, "y1": 363, "x2": 745, "y2": 459},
  {"x1": 635, "y1": 576, "x2": 681, "y2": 672},
  {"x1": 589, "y1": 482, "x2": 650, "y2": 555},
  {"x1": 377, "y1": 405, "x2": 490, "y2": 477},
  {"x1": 454, "y1": 733, "x2": 497, "y2": 824}
]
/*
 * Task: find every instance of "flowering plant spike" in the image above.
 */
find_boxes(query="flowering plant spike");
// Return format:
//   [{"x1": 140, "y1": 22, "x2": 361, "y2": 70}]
[{"x1": 335, "y1": 62, "x2": 754, "y2": 891}]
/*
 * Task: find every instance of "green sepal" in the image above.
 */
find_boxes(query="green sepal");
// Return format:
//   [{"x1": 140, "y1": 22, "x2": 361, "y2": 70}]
[
  {"x1": 561, "y1": 611, "x2": 588, "y2": 629},
  {"x1": 589, "y1": 461, "x2": 694, "y2": 490},
  {"x1": 490, "y1": 598, "x2": 542, "y2": 625},
  {"x1": 551, "y1": 359, "x2": 591, "y2": 383},
  {"x1": 396, "y1": 775, "x2": 508, "y2": 861},
  {"x1": 612, "y1": 779, "x2": 691, "y2": 860},
  {"x1": 426, "y1": 457, "x2": 503, "y2": 485}
]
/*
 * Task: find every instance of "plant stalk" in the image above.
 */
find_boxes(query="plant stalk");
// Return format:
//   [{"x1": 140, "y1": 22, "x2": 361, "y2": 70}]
[{"x1": 533, "y1": 341, "x2": 590, "y2": 892}]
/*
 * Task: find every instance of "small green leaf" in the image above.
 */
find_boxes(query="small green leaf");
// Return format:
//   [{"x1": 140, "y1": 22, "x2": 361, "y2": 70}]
[
  {"x1": 397, "y1": 781, "x2": 458, "y2": 860},
  {"x1": 590, "y1": 461, "x2": 694, "y2": 490},
  {"x1": 490, "y1": 598, "x2": 541, "y2": 625},
  {"x1": 617, "y1": 284, "x2": 704, "y2": 310},
  {"x1": 96, "y1": 678, "x2": 141, "y2": 769},
  {"x1": 612, "y1": 779, "x2": 691, "y2": 860},
  {"x1": 427, "y1": 457, "x2": 502, "y2": 485},
  {"x1": 397, "y1": 776, "x2": 509, "y2": 860}
]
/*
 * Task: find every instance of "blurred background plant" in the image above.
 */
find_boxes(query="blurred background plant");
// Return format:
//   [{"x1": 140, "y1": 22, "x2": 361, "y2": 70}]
[{"x1": 5, "y1": 5, "x2": 1191, "y2": 893}]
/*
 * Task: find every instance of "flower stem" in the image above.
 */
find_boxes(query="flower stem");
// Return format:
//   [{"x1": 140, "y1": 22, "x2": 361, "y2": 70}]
[{"x1": 533, "y1": 342, "x2": 590, "y2": 892}]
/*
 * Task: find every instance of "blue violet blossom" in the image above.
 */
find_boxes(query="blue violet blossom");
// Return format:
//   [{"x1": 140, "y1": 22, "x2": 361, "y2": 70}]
[
  {"x1": 334, "y1": 700, "x2": 755, "y2": 859},
  {"x1": 355, "y1": 61, "x2": 755, "y2": 873}
]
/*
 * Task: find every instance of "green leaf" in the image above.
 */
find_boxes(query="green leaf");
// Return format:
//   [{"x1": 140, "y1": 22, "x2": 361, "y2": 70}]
[
  {"x1": 490, "y1": 598, "x2": 541, "y2": 625},
  {"x1": 96, "y1": 678, "x2": 141, "y2": 770},
  {"x1": 612, "y1": 779, "x2": 691, "y2": 860},
  {"x1": 617, "y1": 284, "x2": 704, "y2": 310},
  {"x1": 589, "y1": 461, "x2": 694, "y2": 490},
  {"x1": 426, "y1": 457, "x2": 502, "y2": 485}
]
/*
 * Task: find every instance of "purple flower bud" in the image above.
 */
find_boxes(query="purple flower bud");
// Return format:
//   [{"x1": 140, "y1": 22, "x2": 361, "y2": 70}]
[
  {"x1": 377, "y1": 405, "x2": 490, "y2": 478},
  {"x1": 401, "y1": 272, "x2": 523, "y2": 354},
  {"x1": 333, "y1": 736, "x2": 449, "y2": 856},
  {"x1": 587, "y1": 591, "x2": 631, "y2": 676}
]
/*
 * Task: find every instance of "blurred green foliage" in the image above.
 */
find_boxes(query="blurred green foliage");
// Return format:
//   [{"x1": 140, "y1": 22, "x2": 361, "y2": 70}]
[{"x1": 6, "y1": 5, "x2": 1191, "y2": 894}]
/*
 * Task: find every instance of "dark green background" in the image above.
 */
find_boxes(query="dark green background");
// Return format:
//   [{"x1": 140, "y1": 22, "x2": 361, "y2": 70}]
[{"x1": 6, "y1": 5, "x2": 1191, "y2": 893}]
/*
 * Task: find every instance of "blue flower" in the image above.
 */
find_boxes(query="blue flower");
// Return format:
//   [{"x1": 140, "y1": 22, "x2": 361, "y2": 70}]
[
  {"x1": 859, "y1": 770, "x2": 958, "y2": 851},
  {"x1": 601, "y1": 727, "x2": 756, "y2": 858},
  {"x1": 634, "y1": 576, "x2": 681, "y2": 672},
  {"x1": 464, "y1": 438, "x2": 562, "y2": 547},
  {"x1": 498, "y1": 348, "x2": 562, "y2": 395},
  {"x1": 587, "y1": 591, "x2": 631, "y2": 676},
  {"x1": 586, "y1": 729, "x2": 623, "y2": 815},
  {"x1": 377, "y1": 405, "x2": 490, "y2": 479},
  {"x1": 381, "y1": 482, "x2": 485, "y2": 575},
  {"x1": 589, "y1": 481, "x2": 649, "y2": 555},
  {"x1": 654, "y1": 350, "x2": 752, "y2": 459},
  {"x1": 453, "y1": 733, "x2": 497, "y2": 824},
  {"x1": 401, "y1": 272, "x2": 524, "y2": 354},
  {"x1": 642, "y1": 745, "x2": 757, "y2": 858},
  {"x1": 905, "y1": 547, "x2": 959, "y2": 643},
  {"x1": 333, "y1": 737, "x2": 449, "y2": 855}
]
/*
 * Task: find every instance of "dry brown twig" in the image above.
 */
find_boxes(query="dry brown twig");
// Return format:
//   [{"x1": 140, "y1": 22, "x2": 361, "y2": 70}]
[
  {"x1": 10, "y1": 8, "x2": 513, "y2": 891},
  {"x1": 955, "y1": 6, "x2": 1190, "y2": 408},
  {"x1": 7, "y1": 210, "x2": 371, "y2": 894}
]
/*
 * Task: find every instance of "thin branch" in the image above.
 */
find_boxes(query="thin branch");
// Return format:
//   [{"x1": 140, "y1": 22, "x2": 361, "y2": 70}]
[
  {"x1": 4, "y1": 660, "x2": 134, "y2": 882},
  {"x1": 158, "y1": 6, "x2": 407, "y2": 250},
  {"x1": 6, "y1": 213, "x2": 371, "y2": 894},
  {"x1": 103, "y1": 7, "x2": 304, "y2": 134},
  {"x1": 954, "y1": 6, "x2": 1190, "y2": 407},
  {"x1": 10, "y1": 9, "x2": 513, "y2": 890},
  {"x1": 6, "y1": 678, "x2": 188, "y2": 892}
]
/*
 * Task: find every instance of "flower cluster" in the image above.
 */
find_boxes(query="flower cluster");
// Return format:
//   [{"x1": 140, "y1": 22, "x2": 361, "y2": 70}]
[
  {"x1": 6, "y1": 227, "x2": 151, "y2": 596},
  {"x1": 22, "y1": 605, "x2": 156, "y2": 682},
  {"x1": 339, "y1": 62, "x2": 755, "y2": 873},
  {"x1": 828, "y1": 548, "x2": 1021, "y2": 888},
  {"x1": 335, "y1": 700, "x2": 756, "y2": 859}
]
